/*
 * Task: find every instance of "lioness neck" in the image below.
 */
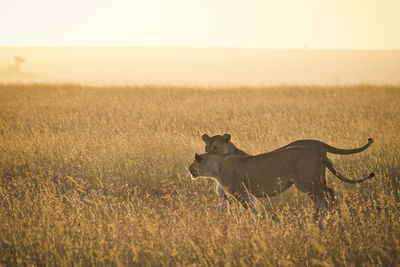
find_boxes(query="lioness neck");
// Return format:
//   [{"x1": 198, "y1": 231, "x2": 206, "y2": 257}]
[
  {"x1": 229, "y1": 143, "x2": 249, "y2": 157},
  {"x1": 204, "y1": 154, "x2": 223, "y2": 180}
]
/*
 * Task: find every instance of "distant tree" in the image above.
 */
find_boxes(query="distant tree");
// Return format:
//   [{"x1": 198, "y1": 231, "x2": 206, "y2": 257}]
[{"x1": 13, "y1": 56, "x2": 25, "y2": 72}]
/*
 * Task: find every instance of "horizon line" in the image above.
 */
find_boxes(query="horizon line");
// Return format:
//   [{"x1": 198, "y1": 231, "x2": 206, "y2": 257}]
[{"x1": 1, "y1": 45, "x2": 400, "y2": 52}]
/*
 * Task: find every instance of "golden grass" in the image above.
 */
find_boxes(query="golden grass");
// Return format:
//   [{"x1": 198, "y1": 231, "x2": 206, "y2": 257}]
[{"x1": 0, "y1": 83, "x2": 399, "y2": 266}]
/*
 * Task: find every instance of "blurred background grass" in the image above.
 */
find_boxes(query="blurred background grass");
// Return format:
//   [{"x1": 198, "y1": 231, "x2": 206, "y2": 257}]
[{"x1": 0, "y1": 83, "x2": 399, "y2": 266}]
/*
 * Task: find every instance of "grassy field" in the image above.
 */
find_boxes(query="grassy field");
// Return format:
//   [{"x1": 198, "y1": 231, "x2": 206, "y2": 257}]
[{"x1": 0, "y1": 83, "x2": 399, "y2": 266}]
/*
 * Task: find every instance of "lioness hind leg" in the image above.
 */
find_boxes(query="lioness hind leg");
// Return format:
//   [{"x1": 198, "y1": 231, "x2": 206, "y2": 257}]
[
  {"x1": 309, "y1": 194, "x2": 328, "y2": 221},
  {"x1": 308, "y1": 187, "x2": 335, "y2": 221},
  {"x1": 325, "y1": 187, "x2": 335, "y2": 205}
]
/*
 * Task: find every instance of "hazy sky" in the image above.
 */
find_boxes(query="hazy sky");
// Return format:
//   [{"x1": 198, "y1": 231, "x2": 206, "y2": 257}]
[{"x1": 1, "y1": 0, "x2": 399, "y2": 49}]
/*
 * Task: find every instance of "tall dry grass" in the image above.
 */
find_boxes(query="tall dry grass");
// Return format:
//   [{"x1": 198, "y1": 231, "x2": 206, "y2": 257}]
[{"x1": 0, "y1": 83, "x2": 399, "y2": 266}]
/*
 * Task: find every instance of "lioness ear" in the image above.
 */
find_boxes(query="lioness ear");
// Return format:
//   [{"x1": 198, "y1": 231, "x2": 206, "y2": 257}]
[
  {"x1": 195, "y1": 153, "x2": 201, "y2": 161},
  {"x1": 202, "y1": 134, "x2": 210, "y2": 142},
  {"x1": 223, "y1": 133, "x2": 231, "y2": 142}
]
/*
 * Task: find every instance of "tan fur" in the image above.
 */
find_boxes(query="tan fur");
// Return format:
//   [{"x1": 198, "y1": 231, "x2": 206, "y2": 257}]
[
  {"x1": 202, "y1": 133, "x2": 374, "y2": 157},
  {"x1": 189, "y1": 147, "x2": 374, "y2": 215},
  {"x1": 202, "y1": 133, "x2": 374, "y2": 202}
]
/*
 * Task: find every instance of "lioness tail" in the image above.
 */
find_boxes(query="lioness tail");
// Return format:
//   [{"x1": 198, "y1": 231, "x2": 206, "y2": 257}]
[
  {"x1": 325, "y1": 138, "x2": 374, "y2": 155},
  {"x1": 323, "y1": 156, "x2": 374, "y2": 184}
]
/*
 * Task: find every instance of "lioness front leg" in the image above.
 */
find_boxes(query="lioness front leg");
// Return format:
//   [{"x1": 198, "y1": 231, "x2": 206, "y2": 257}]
[
  {"x1": 216, "y1": 184, "x2": 229, "y2": 216},
  {"x1": 237, "y1": 192, "x2": 259, "y2": 215},
  {"x1": 217, "y1": 197, "x2": 228, "y2": 216},
  {"x1": 246, "y1": 193, "x2": 259, "y2": 215}
]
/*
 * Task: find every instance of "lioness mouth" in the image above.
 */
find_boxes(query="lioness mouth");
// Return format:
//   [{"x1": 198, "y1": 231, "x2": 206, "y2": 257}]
[{"x1": 188, "y1": 167, "x2": 197, "y2": 179}]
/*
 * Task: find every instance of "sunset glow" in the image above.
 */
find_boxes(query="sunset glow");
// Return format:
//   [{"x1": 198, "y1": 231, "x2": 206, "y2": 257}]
[{"x1": 1, "y1": 0, "x2": 400, "y2": 49}]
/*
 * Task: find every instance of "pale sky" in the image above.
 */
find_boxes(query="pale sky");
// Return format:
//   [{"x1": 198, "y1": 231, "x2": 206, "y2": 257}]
[{"x1": 1, "y1": 0, "x2": 399, "y2": 49}]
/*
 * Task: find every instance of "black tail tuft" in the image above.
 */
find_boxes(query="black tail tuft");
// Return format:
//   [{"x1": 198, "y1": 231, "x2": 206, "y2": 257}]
[{"x1": 368, "y1": 138, "x2": 374, "y2": 143}]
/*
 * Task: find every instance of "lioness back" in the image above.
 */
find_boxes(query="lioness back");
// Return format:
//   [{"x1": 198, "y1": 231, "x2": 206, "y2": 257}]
[{"x1": 202, "y1": 133, "x2": 374, "y2": 157}]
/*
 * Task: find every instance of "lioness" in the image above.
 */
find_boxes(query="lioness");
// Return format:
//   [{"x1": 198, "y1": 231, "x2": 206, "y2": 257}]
[
  {"x1": 202, "y1": 133, "x2": 374, "y2": 157},
  {"x1": 189, "y1": 147, "x2": 374, "y2": 215},
  {"x1": 202, "y1": 133, "x2": 374, "y2": 201}
]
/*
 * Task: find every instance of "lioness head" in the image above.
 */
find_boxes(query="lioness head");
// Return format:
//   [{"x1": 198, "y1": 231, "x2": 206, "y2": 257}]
[
  {"x1": 188, "y1": 153, "x2": 221, "y2": 179},
  {"x1": 202, "y1": 133, "x2": 231, "y2": 155}
]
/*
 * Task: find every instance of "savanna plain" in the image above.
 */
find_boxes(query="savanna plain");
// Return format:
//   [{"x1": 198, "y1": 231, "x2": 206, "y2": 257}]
[{"x1": 0, "y1": 83, "x2": 399, "y2": 266}]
